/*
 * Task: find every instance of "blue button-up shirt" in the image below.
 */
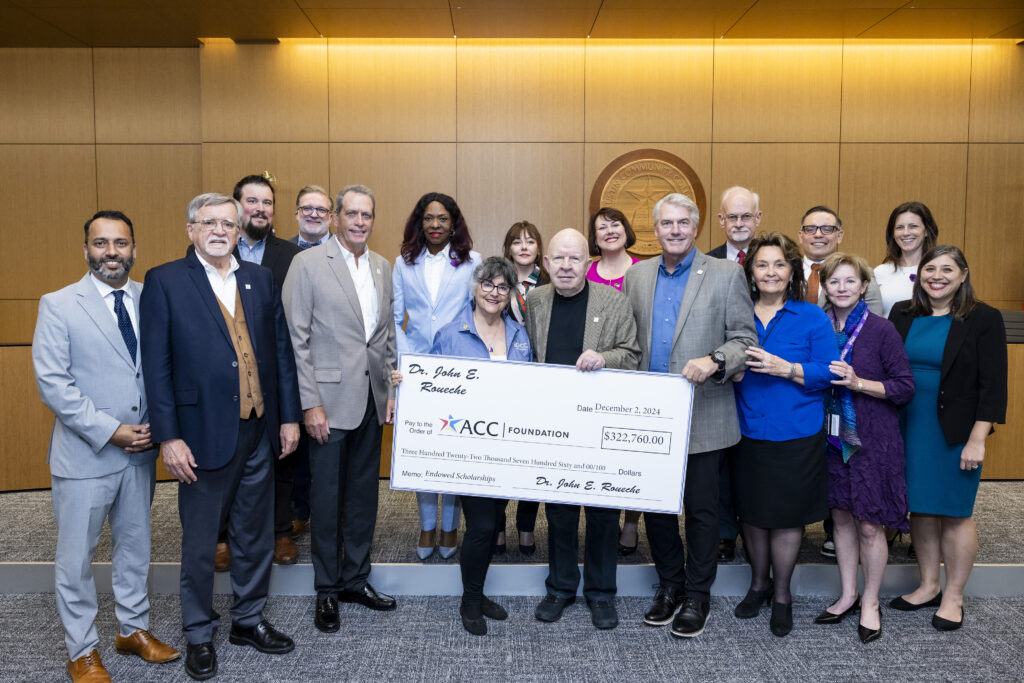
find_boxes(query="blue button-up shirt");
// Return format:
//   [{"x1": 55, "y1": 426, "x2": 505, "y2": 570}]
[
  {"x1": 429, "y1": 304, "x2": 532, "y2": 362},
  {"x1": 648, "y1": 249, "x2": 696, "y2": 373},
  {"x1": 237, "y1": 237, "x2": 266, "y2": 265},
  {"x1": 734, "y1": 299, "x2": 839, "y2": 441}
]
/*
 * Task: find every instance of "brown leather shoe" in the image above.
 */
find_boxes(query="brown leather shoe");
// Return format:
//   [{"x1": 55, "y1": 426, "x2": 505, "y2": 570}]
[
  {"x1": 66, "y1": 649, "x2": 112, "y2": 682},
  {"x1": 291, "y1": 518, "x2": 308, "y2": 538},
  {"x1": 214, "y1": 542, "x2": 230, "y2": 572},
  {"x1": 114, "y1": 629, "x2": 181, "y2": 663},
  {"x1": 274, "y1": 536, "x2": 299, "y2": 565}
]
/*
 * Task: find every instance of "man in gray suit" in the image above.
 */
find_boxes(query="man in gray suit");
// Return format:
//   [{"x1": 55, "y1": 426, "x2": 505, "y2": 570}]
[
  {"x1": 623, "y1": 193, "x2": 756, "y2": 638},
  {"x1": 282, "y1": 184, "x2": 398, "y2": 634},
  {"x1": 524, "y1": 229, "x2": 640, "y2": 631},
  {"x1": 33, "y1": 211, "x2": 179, "y2": 683}
]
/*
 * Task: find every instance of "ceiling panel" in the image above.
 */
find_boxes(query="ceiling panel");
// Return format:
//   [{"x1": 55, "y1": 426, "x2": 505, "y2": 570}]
[
  {"x1": 0, "y1": 1, "x2": 85, "y2": 46},
  {"x1": 299, "y1": 1, "x2": 448, "y2": 7},
  {"x1": 858, "y1": 9, "x2": 1024, "y2": 38},
  {"x1": 725, "y1": 6, "x2": 894, "y2": 38},
  {"x1": 451, "y1": 1, "x2": 600, "y2": 38},
  {"x1": 991, "y1": 18, "x2": 1024, "y2": 37},
  {"x1": 304, "y1": 9, "x2": 453, "y2": 37},
  {"x1": 590, "y1": 8, "x2": 747, "y2": 39}
]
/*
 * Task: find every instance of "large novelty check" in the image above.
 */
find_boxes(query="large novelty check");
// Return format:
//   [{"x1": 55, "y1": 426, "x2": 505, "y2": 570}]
[{"x1": 390, "y1": 353, "x2": 694, "y2": 514}]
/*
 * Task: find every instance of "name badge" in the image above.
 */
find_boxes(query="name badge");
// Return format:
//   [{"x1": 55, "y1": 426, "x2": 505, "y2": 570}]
[{"x1": 827, "y1": 413, "x2": 840, "y2": 437}]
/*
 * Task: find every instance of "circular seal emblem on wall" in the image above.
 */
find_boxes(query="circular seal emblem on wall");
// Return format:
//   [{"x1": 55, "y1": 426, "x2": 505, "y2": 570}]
[{"x1": 590, "y1": 149, "x2": 706, "y2": 257}]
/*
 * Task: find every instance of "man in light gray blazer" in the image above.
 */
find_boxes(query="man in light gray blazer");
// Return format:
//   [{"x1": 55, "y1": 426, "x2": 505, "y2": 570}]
[
  {"x1": 33, "y1": 211, "x2": 179, "y2": 683},
  {"x1": 282, "y1": 184, "x2": 398, "y2": 634},
  {"x1": 524, "y1": 229, "x2": 640, "y2": 631},
  {"x1": 623, "y1": 193, "x2": 756, "y2": 639}
]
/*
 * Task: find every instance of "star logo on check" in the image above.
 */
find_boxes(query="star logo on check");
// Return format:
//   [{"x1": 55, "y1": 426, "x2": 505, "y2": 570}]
[{"x1": 440, "y1": 415, "x2": 463, "y2": 433}]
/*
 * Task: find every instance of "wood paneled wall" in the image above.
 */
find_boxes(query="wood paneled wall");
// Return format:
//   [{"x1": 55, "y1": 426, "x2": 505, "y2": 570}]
[{"x1": 2, "y1": 38, "x2": 1022, "y2": 489}]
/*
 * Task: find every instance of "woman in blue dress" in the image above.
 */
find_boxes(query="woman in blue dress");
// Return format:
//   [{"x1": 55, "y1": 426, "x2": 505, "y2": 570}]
[
  {"x1": 888, "y1": 245, "x2": 1007, "y2": 631},
  {"x1": 393, "y1": 192, "x2": 481, "y2": 560}
]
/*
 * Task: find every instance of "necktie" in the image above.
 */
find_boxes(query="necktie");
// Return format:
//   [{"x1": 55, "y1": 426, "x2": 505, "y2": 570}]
[
  {"x1": 298, "y1": 239, "x2": 317, "y2": 249},
  {"x1": 737, "y1": 250, "x2": 745, "y2": 265},
  {"x1": 806, "y1": 262, "x2": 822, "y2": 304},
  {"x1": 113, "y1": 290, "x2": 137, "y2": 363}
]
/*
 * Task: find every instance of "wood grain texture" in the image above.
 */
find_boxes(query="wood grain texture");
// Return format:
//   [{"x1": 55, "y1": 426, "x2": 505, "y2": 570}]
[
  {"x1": 840, "y1": 41, "x2": 972, "y2": 143},
  {"x1": 0, "y1": 145, "x2": 97, "y2": 300},
  {"x1": 456, "y1": 39, "x2": 584, "y2": 142},
  {"x1": 963, "y1": 143, "x2": 1024, "y2": 307},
  {"x1": 328, "y1": 143, "x2": 456, "y2": 265},
  {"x1": 96, "y1": 144, "x2": 203, "y2": 276},
  {"x1": 585, "y1": 40, "x2": 713, "y2": 142},
  {"x1": 837, "y1": 143, "x2": 968, "y2": 265},
  {"x1": 94, "y1": 48, "x2": 201, "y2": 144},
  {"x1": 0, "y1": 301, "x2": 39, "y2": 347},
  {"x1": 456, "y1": 142, "x2": 585, "y2": 261},
  {"x1": 713, "y1": 41, "x2": 843, "y2": 142},
  {"x1": 0, "y1": 48, "x2": 94, "y2": 143},
  {"x1": 710, "y1": 143, "x2": 840, "y2": 245},
  {"x1": 983, "y1": 343, "x2": 1024, "y2": 480},
  {"x1": 200, "y1": 41, "x2": 329, "y2": 142},
  {"x1": 327, "y1": 39, "x2": 456, "y2": 142},
  {"x1": 0, "y1": 347, "x2": 54, "y2": 491},
  {"x1": 969, "y1": 40, "x2": 1024, "y2": 143}
]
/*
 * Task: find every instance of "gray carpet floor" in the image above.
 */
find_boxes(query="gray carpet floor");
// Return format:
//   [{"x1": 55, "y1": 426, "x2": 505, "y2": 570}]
[
  {"x1": 2, "y1": 593, "x2": 1022, "y2": 682},
  {"x1": 1, "y1": 481, "x2": 1022, "y2": 565}
]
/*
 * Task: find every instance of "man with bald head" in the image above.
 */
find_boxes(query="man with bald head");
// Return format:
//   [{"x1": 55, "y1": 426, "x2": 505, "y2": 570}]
[
  {"x1": 523, "y1": 228, "x2": 640, "y2": 630},
  {"x1": 709, "y1": 186, "x2": 761, "y2": 264}
]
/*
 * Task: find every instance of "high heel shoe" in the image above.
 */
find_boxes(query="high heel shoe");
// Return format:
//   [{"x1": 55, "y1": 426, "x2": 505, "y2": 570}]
[
  {"x1": 734, "y1": 582, "x2": 773, "y2": 619},
  {"x1": 770, "y1": 601, "x2": 793, "y2": 637},
  {"x1": 814, "y1": 596, "x2": 861, "y2": 624},
  {"x1": 888, "y1": 591, "x2": 941, "y2": 611},
  {"x1": 518, "y1": 530, "x2": 536, "y2": 556},
  {"x1": 439, "y1": 528, "x2": 459, "y2": 559},
  {"x1": 417, "y1": 529, "x2": 436, "y2": 560},
  {"x1": 858, "y1": 606, "x2": 882, "y2": 644}
]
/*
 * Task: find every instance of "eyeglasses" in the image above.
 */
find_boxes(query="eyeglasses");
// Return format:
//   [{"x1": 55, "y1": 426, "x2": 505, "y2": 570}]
[
  {"x1": 725, "y1": 213, "x2": 755, "y2": 224},
  {"x1": 479, "y1": 280, "x2": 511, "y2": 296},
  {"x1": 298, "y1": 205, "x2": 331, "y2": 217},
  {"x1": 800, "y1": 224, "x2": 840, "y2": 235},
  {"x1": 192, "y1": 219, "x2": 238, "y2": 232}
]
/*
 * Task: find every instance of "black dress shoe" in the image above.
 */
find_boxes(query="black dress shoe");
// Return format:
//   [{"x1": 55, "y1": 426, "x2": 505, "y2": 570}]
[
  {"x1": 588, "y1": 599, "x2": 619, "y2": 630},
  {"x1": 734, "y1": 582, "x2": 773, "y2": 619},
  {"x1": 670, "y1": 599, "x2": 710, "y2": 638},
  {"x1": 888, "y1": 592, "x2": 942, "y2": 611},
  {"x1": 643, "y1": 587, "x2": 683, "y2": 626},
  {"x1": 932, "y1": 607, "x2": 964, "y2": 631},
  {"x1": 338, "y1": 584, "x2": 397, "y2": 611},
  {"x1": 858, "y1": 607, "x2": 882, "y2": 643},
  {"x1": 185, "y1": 642, "x2": 216, "y2": 681},
  {"x1": 814, "y1": 596, "x2": 860, "y2": 624},
  {"x1": 717, "y1": 539, "x2": 736, "y2": 562},
  {"x1": 315, "y1": 595, "x2": 340, "y2": 633},
  {"x1": 534, "y1": 594, "x2": 574, "y2": 622},
  {"x1": 460, "y1": 601, "x2": 487, "y2": 636},
  {"x1": 481, "y1": 596, "x2": 508, "y2": 620},
  {"x1": 229, "y1": 619, "x2": 294, "y2": 654},
  {"x1": 770, "y1": 602, "x2": 793, "y2": 637}
]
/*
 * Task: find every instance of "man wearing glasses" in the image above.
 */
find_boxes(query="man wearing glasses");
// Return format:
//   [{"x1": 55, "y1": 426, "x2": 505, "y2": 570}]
[
  {"x1": 282, "y1": 185, "x2": 399, "y2": 634},
  {"x1": 290, "y1": 185, "x2": 334, "y2": 249},
  {"x1": 141, "y1": 193, "x2": 302, "y2": 680},
  {"x1": 798, "y1": 206, "x2": 883, "y2": 315},
  {"x1": 709, "y1": 185, "x2": 761, "y2": 265}
]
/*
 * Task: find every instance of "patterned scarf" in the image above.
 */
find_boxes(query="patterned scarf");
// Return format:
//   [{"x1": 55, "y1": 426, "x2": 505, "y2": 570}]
[
  {"x1": 509, "y1": 266, "x2": 541, "y2": 324},
  {"x1": 826, "y1": 300, "x2": 868, "y2": 463}
]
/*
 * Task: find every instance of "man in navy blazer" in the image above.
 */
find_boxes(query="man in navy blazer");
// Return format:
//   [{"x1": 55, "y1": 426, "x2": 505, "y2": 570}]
[{"x1": 141, "y1": 193, "x2": 301, "y2": 681}]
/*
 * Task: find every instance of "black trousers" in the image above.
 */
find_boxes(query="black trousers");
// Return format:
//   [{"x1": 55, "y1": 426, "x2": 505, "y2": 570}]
[
  {"x1": 498, "y1": 500, "x2": 540, "y2": 535},
  {"x1": 544, "y1": 503, "x2": 619, "y2": 602},
  {"x1": 459, "y1": 495, "x2": 506, "y2": 604},
  {"x1": 644, "y1": 448, "x2": 724, "y2": 602},
  {"x1": 290, "y1": 430, "x2": 312, "y2": 521},
  {"x1": 216, "y1": 433, "x2": 298, "y2": 543},
  {"x1": 308, "y1": 390, "x2": 382, "y2": 596},
  {"x1": 179, "y1": 415, "x2": 272, "y2": 644}
]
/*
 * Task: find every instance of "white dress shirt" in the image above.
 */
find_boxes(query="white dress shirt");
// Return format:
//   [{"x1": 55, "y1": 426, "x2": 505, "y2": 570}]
[
  {"x1": 89, "y1": 273, "x2": 140, "y2": 342},
  {"x1": 338, "y1": 236, "x2": 379, "y2": 342},
  {"x1": 423, "y1": 246, "x2": 451, "y2": 305},
  {"x1": 726, "y1": 242, "x2": 746, "y2": 263},
  {"x1": 195, "y1": 252, "x2": 240, "y2": 316}
]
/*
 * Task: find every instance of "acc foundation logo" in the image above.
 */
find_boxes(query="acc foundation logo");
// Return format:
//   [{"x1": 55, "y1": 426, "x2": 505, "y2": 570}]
[
  {"x1": 440, "y1": 415, "x2": 499, "y2": 437},
  {"x1": 590, "y1": 149, "x2": 707, "y2": 257}
]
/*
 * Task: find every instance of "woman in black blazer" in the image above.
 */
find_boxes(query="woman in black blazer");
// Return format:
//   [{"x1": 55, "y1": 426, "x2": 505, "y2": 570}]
[{"x1": 888, "y1": 245, "x2": 1007, "y2": 632}]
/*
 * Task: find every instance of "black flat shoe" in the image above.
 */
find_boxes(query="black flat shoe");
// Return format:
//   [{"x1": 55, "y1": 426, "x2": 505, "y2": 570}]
[
  {"x1": 185, "y1": 642, "x2": 216, "y2": 681},
  {"x1": 617, "y1": 541, "x2": 638, "y2": 556},
  {"x1": 492, "y1": 542, "x2": 507, "y2": 555},
  {"x1": 932, "y1": 607, "x2": 964, "y2": 631},
  {"x1": 519, "y1": 543, "x2": 536, "y2": 556},
  {"x1": 888, "y1": 592, "x2": 942, "y2": 611},
  {"x1": 734, "y1": 582, "x2": 773, "y2": 619},
  {"x1": 814, "y1": 596, "x2": 861, "y2": 624},
  {"x1": 858, "y1": 608, "x2": 882, "y2": 644},
  {"x1": 314, "y1": 595, "x2": 340, "y2": 633},
  {"x1": 229, "y1": 619, "x2": 294, "y2": 654},
  {"x1": 481, "y1": 596, "x2": 508, "y2": 620},
  {"x1": 460, "y1": 602, "x2": 486, "y2": 636},
  {"x1": 770, "y1": 602, "x2": 793, "y2": 637}
]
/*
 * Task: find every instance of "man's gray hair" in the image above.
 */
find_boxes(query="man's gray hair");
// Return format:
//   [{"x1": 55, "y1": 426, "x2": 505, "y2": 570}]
[
  {"x1": 720, "y1": 185, "x2": 760, "y2": 212},
  {"x1": 296, "y1": 184, "x2": 333, "y2": 210},
  {"x1": 471, "y1": 256, "x2": 517, "y2": 293},
  {"x1": 653, "y1": 193, "x2": 699, "y2": 226},
  {"x1": 187, "y1": 193, "x2": 242, "y2": 225},
  {"x1": 335, "y1": 184, "x2": 375, "y2": 215}
]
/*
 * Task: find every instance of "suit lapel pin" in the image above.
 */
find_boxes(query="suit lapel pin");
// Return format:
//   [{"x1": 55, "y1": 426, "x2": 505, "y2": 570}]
[
  {"x1": 697, "y1": 269, "x2": 704, "y2": 275},
  {"x1": 245, "y1": 283, "x2": 251, "y2": 289},
  {"x1": 594, "y1": 317, "x2": 600, "y2": 323}
]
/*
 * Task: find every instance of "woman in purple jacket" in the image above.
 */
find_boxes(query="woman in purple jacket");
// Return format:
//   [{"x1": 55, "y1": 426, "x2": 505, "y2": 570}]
[{"x1": 814, "y1": 253, "x2": 914, "y2": 644}]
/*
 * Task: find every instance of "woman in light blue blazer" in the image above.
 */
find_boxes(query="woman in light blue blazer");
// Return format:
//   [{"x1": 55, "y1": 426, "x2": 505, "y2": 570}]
[{"x1": 393, "y1": 192, "x2": 481, "y2": 559}]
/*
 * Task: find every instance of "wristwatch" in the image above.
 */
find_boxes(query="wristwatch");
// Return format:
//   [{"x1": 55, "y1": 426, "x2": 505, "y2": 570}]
[{"x1": 711, "y1": 350, "x2": 727, "y2": 375}]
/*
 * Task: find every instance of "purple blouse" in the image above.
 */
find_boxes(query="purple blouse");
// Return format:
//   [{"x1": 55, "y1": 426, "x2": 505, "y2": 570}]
[{"x1": 586, "y1": 256, "x2": 641, "y2": 291}]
